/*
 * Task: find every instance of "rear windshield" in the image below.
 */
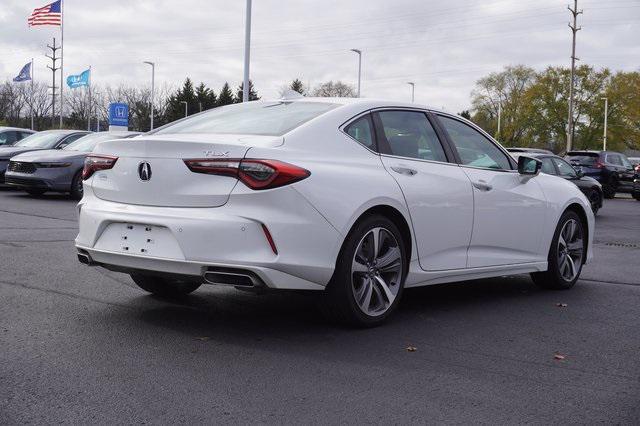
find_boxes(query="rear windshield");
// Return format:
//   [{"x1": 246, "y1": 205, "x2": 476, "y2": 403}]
[
  {"x1": 153, "y1": 101, "x2": 338, "y2": 137},
  {"x1": 566, "y1": 153, "x2": 598, "y2": 166}
]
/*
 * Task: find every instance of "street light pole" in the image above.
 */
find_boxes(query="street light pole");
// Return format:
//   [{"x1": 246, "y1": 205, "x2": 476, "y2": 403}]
[
  {"x1": 243, "y1": 0, "x2": 252, "y2": 103},
  {"x1": 407, "y1": 82, "x2": 415, "y2": 103},
  {"x1": 601, "y1": 97, "x2": 608, "y2": 151},
  {"x1": 181, "y1": 101, "x2": 188, "y2": 118},
  {"x1": 497, "y1": 102, "x2": 502, "y2": 141},
  {"x1": 143, "y1": 61, "x2": 155, "y2": 130},
  {"x1": 350, "y1": 49, "x2": 362, "y2": 97}
]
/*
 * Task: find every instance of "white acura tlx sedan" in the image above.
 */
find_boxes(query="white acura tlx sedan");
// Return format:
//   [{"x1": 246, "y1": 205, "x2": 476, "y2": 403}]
[{"x1": 76, "y1": 97, "x2": 594, "y2": 326}]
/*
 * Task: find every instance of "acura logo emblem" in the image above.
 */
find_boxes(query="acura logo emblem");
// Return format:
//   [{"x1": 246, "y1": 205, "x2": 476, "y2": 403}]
[{"x1": 138, "y1": 162, "x2": 152, "y2": 181}]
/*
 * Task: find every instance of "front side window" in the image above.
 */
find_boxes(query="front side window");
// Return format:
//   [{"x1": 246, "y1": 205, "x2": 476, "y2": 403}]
[
  {"x1": 552, "y1": 158, "x2": 577, "y2": 178},
  {"x1": 541, "y1": 158, "x2": 556, "y2": 175},
  {"x1": 345, "y1": 114, "x2": 375, "y2": 150},
  {"x1": 438, "y1": 115, "x2": 512, "y2": 170},
  {"x1": 376, "y1": 110, "x2": 447, "y2": 162},
  {"x1": 154, "y1": 101, "x2": 338, "y2": 137}
]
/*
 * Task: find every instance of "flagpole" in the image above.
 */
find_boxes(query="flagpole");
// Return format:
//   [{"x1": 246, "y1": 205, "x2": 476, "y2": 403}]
[
  {"x1": 31, "y1": 58, "x2": 35, "y2": 130},
  {"x1": 59, "y1": 0, "x2": 64, "y2": 129}
]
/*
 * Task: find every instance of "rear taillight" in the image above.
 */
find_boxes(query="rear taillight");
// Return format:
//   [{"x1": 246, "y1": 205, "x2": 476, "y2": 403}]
[
  {"x1": 83, "y1": 155, "x2": 118, "y2": 180},
  {"x1": 183, "y1": 158, "x2": 310, "y2": 190},
  {"x1": 594, "y1": 160, "x2": 605, "y2": 169}
]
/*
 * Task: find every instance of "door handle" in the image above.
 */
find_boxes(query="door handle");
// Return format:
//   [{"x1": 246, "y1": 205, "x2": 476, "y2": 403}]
[
  {"x1": 472, "y1": 180, "x2": 493, "y2": 191},
  {"x1": 391, "y1": 166, "x2": 417, "y2": 176}
]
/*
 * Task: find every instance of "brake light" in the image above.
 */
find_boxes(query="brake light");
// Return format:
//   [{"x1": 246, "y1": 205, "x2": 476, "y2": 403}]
[
  {"x1": 83, "y1": 155, "x2": 118, "y2": 180},
  {"x1": 183, "y1": 158, "x2": 310, "y2": 190},
  {"x1": 594, "y1": 160, "x2": 605, "y2": 169}
]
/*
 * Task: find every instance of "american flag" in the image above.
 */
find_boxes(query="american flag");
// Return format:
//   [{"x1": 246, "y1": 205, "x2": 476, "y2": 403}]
[{"x1": 28, "y1": 0, "x2": 62, "y2": 27}]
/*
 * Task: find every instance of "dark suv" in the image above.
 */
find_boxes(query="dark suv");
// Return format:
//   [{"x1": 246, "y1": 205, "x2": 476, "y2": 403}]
[{"x1": 565, "y1": 150, "x2": 636, "y2": 199}]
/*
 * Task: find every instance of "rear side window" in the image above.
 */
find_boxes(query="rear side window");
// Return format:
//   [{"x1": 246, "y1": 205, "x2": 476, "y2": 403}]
[
  {"x1": 0, "y1": 131, "x2": 17, "y2": 145},
  {"x1": 438, "y1": 115, "x2": 512, "y2": 170},
  {"x1": 375, "y1": 111, "x2": 447, "y2": 162},
  {"x1": 606, "y1": 154, "x2": 623, "y2": 166},
  {"x1": 154, "y1": 101, "x2": 338, "y2": 137},
  {"x1": 566, "y1": 154, "x2": 598, "y2": 166},
  {"x1": 345, "y1": 114, "x2": 375, "y2": 150}
]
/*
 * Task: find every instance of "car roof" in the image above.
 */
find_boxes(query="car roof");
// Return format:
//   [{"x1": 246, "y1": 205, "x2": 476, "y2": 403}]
[
  {"x1": 37, "y1": 129, "x2": 91, "y2": 135},
  {"x1": 259, "y1": 96, "x2": 447, "y2": 114},
  {"x1": 0, "y1": 126, "x2": 36, "y2": 132}
]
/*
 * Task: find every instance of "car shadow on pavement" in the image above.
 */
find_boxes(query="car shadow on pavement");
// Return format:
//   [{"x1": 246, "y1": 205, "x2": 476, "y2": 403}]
[{"x1": 119, "y1": 275, "x2": 544, "y2": 349}]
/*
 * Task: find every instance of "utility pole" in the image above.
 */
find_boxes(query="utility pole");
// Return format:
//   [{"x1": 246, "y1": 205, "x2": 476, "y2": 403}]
[
  {"x1": 407, "y1": 82, "x2": 415, "y2": 103},
  {"x1": 601, "y1": 97, "x2": 608, "y2": 151},
  {"x1": 46, "y1": 38, "x2": 60, "y2": 128},
  {"x1": 566, "y1": 0, "x2": 582, "y2": 152},
  {"x1": 243, "y1": 0, "x2": 252, "y2": 103},
  {"x1": 351, "y1": 49, "x2": 362, "y2": 97}
]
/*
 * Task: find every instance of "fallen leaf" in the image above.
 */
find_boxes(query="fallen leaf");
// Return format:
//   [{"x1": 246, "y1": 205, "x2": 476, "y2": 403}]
[
  {"x1": 406, "y1": 346, "x2": 417, "y2": 352},
  {"x1": 556, "y1": 303, "x2": 568, "y2": 308},
  {"x1": 554, "y1": 354, "x2": 566, "y2": 360},
  {"x1": 195, "y1": 336, "x2": 210, "y2": 341}
]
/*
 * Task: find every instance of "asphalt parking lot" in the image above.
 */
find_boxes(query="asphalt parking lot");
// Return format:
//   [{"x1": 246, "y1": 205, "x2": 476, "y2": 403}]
[{"x1": 1, "y1": 189, "x2": 639, "y2": 424}]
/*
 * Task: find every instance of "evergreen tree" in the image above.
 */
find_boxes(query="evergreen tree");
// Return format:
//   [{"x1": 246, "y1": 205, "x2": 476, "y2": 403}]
[
  {"x1": 217, "y1": 82, "x2": 235, "y2": 106},
  {"x1": 459, "y1": 110, "x2": 471, "y2": 120},
  {"x1": 165, "y1": 78, "x2": 197, "y2": 123},
  {"x1": 234, "y1": 80, "x2": 259, "y2": 103},
  {"x1": 195, "y1": 82, "x2": 217, "y2": 112},
  {"x1": 290, "y1": 78, "x2": 306, "y2": 95}
]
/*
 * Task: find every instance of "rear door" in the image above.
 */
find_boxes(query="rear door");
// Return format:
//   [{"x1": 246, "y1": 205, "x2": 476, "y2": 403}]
[
  {"x1": 370, "y1": 109, "x2": 473, "y2": 270},
  {"x1": 436, "y1": 114, "x2": 548, "y2": 267}
]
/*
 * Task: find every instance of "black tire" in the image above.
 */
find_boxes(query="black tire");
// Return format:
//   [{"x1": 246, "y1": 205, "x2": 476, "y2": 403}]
[
  {"x1": 70, "y1": 170, "x2": 83, "y2": 200},
  {"x1": 531, "y1": 210, "x2": 586, "y2": 290},
  {"x1": 602, "y1": 183, "x2": 616, "y2": 200},
  {"x1": 320, "y1": 214, "x2": 407, "y2": 327},
  {"x1": 587, "y1": 188, "x2": 601, "y2": 216},
  {"x1": 633, "y1": 191, "x2": 640, "y2": 202},
  {"x1": 25, "y1": 188, "x2": 46, "y2": 196},
  {"x1": 130, "y1": 274, "x2": 201, "y2": 298}
]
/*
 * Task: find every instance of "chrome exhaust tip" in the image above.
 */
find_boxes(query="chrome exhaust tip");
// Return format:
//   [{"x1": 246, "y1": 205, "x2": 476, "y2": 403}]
[
  {"x1": 203, "y1": 269, "x2": 263, "y2": 288},
  {"x1": 77, "y1": 251, "x2": 93, "y2": 266}
]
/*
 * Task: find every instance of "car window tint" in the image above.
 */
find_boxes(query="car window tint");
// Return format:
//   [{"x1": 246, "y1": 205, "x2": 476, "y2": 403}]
[
  {"x1": 19, "y1": 132, "x2": 32, "y2": 140},
  {"x1": 541, "y1": 158, "x2": 556, "y2": 175},
  {"x1": 345, "y1": 115, "x2": 375, "y2": 150},
  {"x1": 566, "y1": 154, "x2": 597, "y2": 166},
  {"x1": 552, "y1": 158, "x2": 577, "y2": 177},
  {"x1": 620, "y1": 155, "x2": 633, "y2": 168},
  {"x1": 0, "y1": 131, "x2": 17, "y2": 145},
  {"x1": 438, "y1": 115, "x2": 512, "y2": 170},
  {"x1": 377, "y1": 111, "x2": 446, "y2": 162}
]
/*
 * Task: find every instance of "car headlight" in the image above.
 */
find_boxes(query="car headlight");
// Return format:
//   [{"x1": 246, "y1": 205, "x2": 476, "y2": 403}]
[{"x1": 35, "y1": 162, "x2": 72, "y2": 168}]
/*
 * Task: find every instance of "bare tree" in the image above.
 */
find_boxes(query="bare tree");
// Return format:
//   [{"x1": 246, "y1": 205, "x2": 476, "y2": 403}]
[{"x1": 312, "y1": 81, "x2": 356, "y2": 97}]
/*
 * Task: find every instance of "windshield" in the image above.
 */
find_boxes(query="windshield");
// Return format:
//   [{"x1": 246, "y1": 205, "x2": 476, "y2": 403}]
[
  {"x1": 15, "y1": 132, "x2": 64, "y2": 149},
  {"x1": 64, "y1": 133, "x2": 127, "y2": 152},
  {"x1": 154, "y1": 101, "x2": 338, "y2": 136}
]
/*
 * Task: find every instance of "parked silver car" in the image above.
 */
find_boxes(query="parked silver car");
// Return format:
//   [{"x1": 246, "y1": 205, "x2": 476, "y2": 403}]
[
  {"x1": 5, "y1": 131, "x2": 140, "y2": 199},
  {"x1": 0, "y1": 127, "x2": 36, "y2": 147}
]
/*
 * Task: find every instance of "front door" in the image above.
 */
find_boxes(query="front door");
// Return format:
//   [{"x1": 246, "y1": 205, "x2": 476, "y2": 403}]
[{"x1": 436, "y1": 114, "x2": 548, "y2": 268}]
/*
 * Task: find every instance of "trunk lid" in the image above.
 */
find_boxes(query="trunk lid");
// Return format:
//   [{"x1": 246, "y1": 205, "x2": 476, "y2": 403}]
[{"x1": 90, "y1": 133, "x2": 283, "y2": 207}]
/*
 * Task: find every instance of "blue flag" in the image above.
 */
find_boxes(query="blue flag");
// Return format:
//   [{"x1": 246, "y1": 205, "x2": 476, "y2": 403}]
[
  {"x1": 13, "y1": 63, "x2": 32, "y2": 82},
  {"x1": 67, "y1": 69, "x2": 91, "y2": 88}
]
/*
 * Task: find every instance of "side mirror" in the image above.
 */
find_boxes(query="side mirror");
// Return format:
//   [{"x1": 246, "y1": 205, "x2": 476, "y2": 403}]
[{"x1": 518, "y1": 156, "x2": 541, "y2": 175}]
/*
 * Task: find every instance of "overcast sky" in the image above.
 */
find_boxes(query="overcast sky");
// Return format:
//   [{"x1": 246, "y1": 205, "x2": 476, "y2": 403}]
[{"x1": 1, "y1": 0, "x2": 638, "y2": 111}]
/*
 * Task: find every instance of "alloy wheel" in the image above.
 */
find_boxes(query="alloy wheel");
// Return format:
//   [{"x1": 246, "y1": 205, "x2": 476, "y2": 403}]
[
  {"x1": 557, "y1": 218, "x2": 584, "y2": 282},
  {"x1": 351, "y1": 227, "x2": 403, "y2": 317}
]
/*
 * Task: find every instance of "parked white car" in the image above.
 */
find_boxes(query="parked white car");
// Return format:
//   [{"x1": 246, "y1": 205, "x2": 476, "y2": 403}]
[{"x1": 75, "y1": 98, "x2": 594, "y2": 326}]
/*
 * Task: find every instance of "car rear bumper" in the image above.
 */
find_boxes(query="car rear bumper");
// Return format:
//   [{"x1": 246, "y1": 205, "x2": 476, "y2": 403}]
[{"x1": 75, "y1": 185, "x2": 343, "y2": 290}]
